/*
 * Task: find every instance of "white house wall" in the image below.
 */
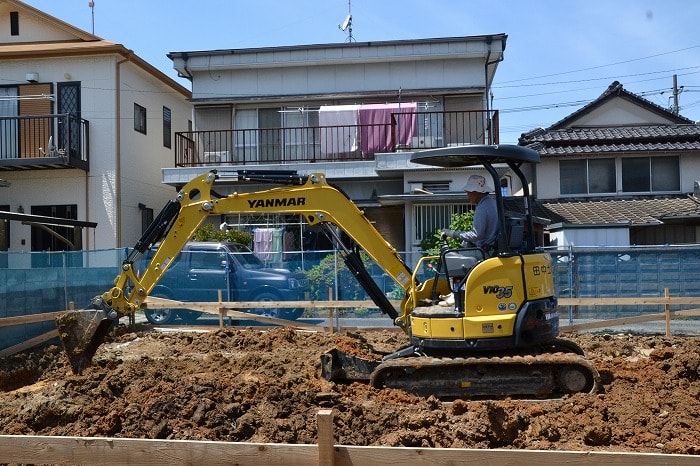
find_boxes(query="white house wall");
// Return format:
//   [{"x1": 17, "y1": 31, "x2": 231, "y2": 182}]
[
  {"x1": 548, "y1": 227, "x2": 630, "y2": 247},
  {"x1": 195, "y1": 60, "x2": 488, "y2": 100},
  {"x1": 572, "y1": 98, "x2": 677, "y2": 126},
  {"x1": 536, "y1": 152, "x2": 700, "y2": 201},
  {"x1": 116, "y1": 62, "x2": 191, "y2": 247},
  {"x1": 1, "y1": 55, "x2": 192, "y2": 251},
  {"x1": 2, "y1": 55, "x2": 118, "y2": 250}
]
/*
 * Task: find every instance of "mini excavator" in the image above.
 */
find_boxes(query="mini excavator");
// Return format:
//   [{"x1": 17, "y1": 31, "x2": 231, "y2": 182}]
[{"x1": 56, "y1": 144, "x2": 600, "y2": 399}]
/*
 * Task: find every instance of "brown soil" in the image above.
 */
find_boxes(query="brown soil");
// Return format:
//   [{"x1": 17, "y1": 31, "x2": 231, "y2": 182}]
[{"x1": 0, "y1": 324, "x2": 699, "y2": 455}]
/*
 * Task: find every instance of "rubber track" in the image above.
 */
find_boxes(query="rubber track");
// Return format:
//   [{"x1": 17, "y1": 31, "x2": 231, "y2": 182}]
[{"x1": 370, "y1": 352, "x2": 602, "y2": 399}]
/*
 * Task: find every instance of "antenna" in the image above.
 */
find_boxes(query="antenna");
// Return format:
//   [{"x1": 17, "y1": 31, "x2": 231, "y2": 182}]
[
  {"x1": 88, "y1": 1, "x2": 95, "y2": 34},
  {"x1": 337, "y1": 0, "x2": 354, "y2": 42}
]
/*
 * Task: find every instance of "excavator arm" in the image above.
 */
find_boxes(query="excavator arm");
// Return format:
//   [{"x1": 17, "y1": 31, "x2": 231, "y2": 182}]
[{"x1": 56, "y1": 170, "x2": 418, "y2": 374}]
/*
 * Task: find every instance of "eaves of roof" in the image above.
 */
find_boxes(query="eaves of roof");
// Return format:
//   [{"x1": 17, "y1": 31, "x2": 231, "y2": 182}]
[{"x1": 0, "y1": 41, "x2": 191, "y2": 99}]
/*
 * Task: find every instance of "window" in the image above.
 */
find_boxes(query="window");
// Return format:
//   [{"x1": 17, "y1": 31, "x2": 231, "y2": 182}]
[
  {"x1": 413, "y1": 203, "x2": 470, "y2": 244},
  {"x1": 651, "y1": 156, "x2": 680, "y2": 191},
  {"x1": 134, "y1": 103, "x2": 147, "y2": 134},
  {"x1": 559, "y1": 158, "x2": 615, "y2": 195},
  {"x1": 162, "y1": 106, "x2": 171, "y2": 148},
  {"x1": 10, "y1": 12, "x2": 19, "y2": 36},
  {"x1": 622, "y1": 156, "x2": 679, "y2": 193}
]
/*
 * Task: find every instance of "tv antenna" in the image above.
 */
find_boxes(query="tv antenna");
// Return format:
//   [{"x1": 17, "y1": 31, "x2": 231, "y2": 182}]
[{"x1": 338, "y1": 0, "x2": 354, "y2": 42}]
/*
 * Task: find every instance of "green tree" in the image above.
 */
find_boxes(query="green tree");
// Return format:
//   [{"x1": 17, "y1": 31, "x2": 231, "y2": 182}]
[
  {"x1": 419, "y1": 210, "x2": 475, "y2": 254},
  {"x1": 305, "y1": 252, "x2": 373, "y2": 300},
  {"x1": 192, "y1": 223, "x2": 253, "y2": 245}
]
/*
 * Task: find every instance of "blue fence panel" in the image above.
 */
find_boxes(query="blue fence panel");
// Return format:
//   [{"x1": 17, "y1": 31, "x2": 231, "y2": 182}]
[{"x1": 2, "y1": 245, "x2": 700, "y2": 351}]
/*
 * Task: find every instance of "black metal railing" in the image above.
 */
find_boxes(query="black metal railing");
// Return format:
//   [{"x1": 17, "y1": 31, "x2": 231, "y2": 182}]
[
  {"x1": 175, "y1": 109, "x2": 498, "y2": 167},
  {"x1": 0, "y1": 114, "x2": 89, "y2": 171}
]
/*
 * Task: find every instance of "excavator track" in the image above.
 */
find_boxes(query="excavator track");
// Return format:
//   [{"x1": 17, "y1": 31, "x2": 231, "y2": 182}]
[{"x1": 369, "y1": 352, "x2": 601, "y2": 399}]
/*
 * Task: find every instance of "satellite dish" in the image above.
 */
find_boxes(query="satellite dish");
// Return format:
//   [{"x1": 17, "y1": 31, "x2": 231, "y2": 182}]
[{"x1": 339, "y1": 14, "x2": 351, "y2": 31}]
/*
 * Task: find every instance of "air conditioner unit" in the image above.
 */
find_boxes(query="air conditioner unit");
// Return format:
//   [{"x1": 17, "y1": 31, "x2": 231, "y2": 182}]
[
  {"x1": 411, "y1": 136, "x2": 436, "y2": 149},
  {"x1": 203, "y1": 150, "x2": 231, "y2": 163}
]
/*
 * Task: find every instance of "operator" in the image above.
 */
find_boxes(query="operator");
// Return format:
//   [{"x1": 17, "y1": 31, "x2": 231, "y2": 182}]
[
  {"x1": 438, "y1": 174, "x2": 498, "y2": 307},
  {"x1": 441, "y1": 174, "x2": 499, "y2": 254}
]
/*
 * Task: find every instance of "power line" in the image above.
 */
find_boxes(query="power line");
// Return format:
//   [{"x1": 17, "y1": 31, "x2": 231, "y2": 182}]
[{"x1": 496, "y1": 44, "x2": 700, "y2": 85}]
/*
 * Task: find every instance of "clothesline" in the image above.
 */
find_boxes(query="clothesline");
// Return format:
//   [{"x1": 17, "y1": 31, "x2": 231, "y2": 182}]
[{"x1": 278, "y1": 101, "x2": 438, "y2": 113}]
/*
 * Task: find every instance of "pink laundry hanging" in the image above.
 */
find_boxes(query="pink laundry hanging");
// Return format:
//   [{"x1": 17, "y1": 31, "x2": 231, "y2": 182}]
[{"x1": 359, "y1": 102, "x2": 416, "y2": 155}]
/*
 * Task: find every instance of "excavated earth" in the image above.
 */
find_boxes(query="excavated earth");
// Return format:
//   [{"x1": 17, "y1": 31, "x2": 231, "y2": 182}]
[{"x1": 0, "y1": 323, "x2": 699, "y2": 455}]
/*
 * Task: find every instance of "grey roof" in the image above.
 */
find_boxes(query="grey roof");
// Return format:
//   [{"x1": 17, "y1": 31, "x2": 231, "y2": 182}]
[
  {"x1": 520, "y1": 124, "x2": 700, "y2": 156},
  {"x1": 531, "y1": 196, "x2": 700, "y2": 227}
]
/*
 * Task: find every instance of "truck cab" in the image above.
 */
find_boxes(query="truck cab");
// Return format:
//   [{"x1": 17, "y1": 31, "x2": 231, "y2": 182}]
[{"x1": 143, "y1": 241, "x2": 309, "y2": 324}]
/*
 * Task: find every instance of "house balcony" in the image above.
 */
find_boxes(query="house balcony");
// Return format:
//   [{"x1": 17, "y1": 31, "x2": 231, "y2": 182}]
[
  {"x1": 0, "y1": 114, "x2": 89, "y2": 171},
  {"x1": 174, "y1": 110, "x2": 499, "y2": 167}
]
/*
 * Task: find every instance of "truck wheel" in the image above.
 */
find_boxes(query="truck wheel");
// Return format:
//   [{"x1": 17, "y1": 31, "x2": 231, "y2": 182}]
[
  {"x1": 251, "y1": 292, "x2": 303, "y2": 320},
  {"x1": 144, "y1": 307, "x2": 177, "y2": 325}
]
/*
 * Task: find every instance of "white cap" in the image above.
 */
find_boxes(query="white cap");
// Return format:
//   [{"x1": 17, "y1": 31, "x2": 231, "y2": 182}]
[{"x1": 462, "y1": 174, "x2": 493, "y2": 193}]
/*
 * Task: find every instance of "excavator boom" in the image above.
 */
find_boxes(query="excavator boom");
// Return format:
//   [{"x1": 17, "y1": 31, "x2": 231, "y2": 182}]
[{"x1": 57, "y1": 170, "x2": 415, "y2": 373}]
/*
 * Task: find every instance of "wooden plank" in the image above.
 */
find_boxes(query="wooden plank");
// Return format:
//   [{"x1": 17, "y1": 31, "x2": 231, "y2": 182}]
[
  {"x1": 337, "y1": 446, "x2": 700, "y2": 466},
  {"x1": 145, "y1": 297, "x2": 403, "y2": 309},
  {"x1": 144, "y1": 297, "x2": 319, "y2": 330},
  {"x1": 0, "y1": 329, "x2": 59, "y2": 357},
  {"x1": 559, "y1": 297, "x2": 700, "y2": 305},
  {"x1": 560, "y1": 308, "x2": 700, "y2": 333},
  {"x1": 0, "y1": 435, "x2": 697, "y2": 466},
  {"x1": 0, "y1": 435, "x2": 317, "y2": 466},
  {"x1": 0, "y1": 310, "x2": 65, "y2": 327}
]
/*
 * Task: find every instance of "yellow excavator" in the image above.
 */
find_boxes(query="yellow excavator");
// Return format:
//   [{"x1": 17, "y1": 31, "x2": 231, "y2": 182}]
[{"x1": 56, "y1": 144, "x2": 600, "y2": 398}]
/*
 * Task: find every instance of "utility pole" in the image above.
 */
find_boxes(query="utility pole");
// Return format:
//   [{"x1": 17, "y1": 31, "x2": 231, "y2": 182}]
[{"x1": 672, "y1": 74, "x2": 683, "y2": 115}]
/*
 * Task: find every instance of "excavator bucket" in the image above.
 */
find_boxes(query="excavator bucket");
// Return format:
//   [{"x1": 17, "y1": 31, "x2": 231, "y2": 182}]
[
  {"x1": 320, "y1": 348, "x2": 379, "y2": 382},
  {"x1": 55, "y1": 298, "x2": 116, "y2": 375}
]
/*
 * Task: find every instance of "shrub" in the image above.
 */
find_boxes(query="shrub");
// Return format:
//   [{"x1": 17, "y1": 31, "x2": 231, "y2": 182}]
[
  {"x1": 420, "y1": 210, "x2": 474, "y2": 254},
  {"x1": 192, "y1": 223, "x2": 253, "y2": 245}
]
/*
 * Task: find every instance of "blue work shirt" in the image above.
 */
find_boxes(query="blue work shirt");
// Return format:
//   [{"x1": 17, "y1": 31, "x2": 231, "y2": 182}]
[{"x1": 453, "y1": 195, "x2": 499, "y2": 249}]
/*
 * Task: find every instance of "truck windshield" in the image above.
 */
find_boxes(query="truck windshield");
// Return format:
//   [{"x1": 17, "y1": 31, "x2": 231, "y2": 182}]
[{"x1": 226, "y1": 243, "x2": 265, "y2": 269}]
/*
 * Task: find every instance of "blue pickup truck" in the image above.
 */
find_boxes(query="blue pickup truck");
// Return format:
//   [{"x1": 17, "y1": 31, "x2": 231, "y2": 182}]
[{"x1": 142, "y1": 241, "x2": 309, "y2": 324}]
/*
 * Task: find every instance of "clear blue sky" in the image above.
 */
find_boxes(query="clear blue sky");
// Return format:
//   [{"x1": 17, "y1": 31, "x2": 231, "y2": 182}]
[{"x1": 24, "y1": 0, "x2": 700, "y2": 144}]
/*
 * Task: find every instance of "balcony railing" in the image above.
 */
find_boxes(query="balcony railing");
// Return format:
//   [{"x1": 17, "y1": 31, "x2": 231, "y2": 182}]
[
  {"x1": 0, "y1": 114, "x2": 89, "y2": 171},
  {"x1": 175, "y1": 110, "x2": 498, "y2": 167}
]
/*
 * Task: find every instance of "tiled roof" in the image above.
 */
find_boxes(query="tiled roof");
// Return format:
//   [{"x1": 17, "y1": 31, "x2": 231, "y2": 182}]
[
  {"x1": 532, "y1": 196, "x2": 700, "y2": 226},
  {"x1": 519, "y1": 82, "x2": 700, "y2": 156},
  {"x1": 520, "y1": 124, "x2": 700, "y2": 156}
]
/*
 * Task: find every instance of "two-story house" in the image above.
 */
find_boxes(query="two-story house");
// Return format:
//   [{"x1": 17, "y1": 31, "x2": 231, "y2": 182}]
[
  {"x1": 165, "y1": 35, "x2": 511, "y2": 262},
  {"x1": 0, "y1": 0, "x2": 192, "y2": 258},
  {"x1": 520, "y1": 81, "x2": 700, "y2": 247}
]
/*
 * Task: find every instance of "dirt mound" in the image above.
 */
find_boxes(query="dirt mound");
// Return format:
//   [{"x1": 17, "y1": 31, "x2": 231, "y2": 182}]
[{"x1": 0, "y1": 326, "x2": 699, "y2": 454}]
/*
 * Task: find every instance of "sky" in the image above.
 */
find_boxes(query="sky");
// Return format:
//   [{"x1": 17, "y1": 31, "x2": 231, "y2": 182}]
[{"x1": 22, "y1": 0, "x2": 700, "y2": 144}]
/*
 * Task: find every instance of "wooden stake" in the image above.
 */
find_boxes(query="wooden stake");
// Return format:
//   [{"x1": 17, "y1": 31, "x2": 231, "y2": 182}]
[
  {"x1": 218, "y1": 289, "x2": 225, "y2": 329},
  {"x1": 665, "y1": 288, "x2": 671, "y2": 337},
  {"x1": 316, "y1": 409, "x2": 334, "y2": 466}
]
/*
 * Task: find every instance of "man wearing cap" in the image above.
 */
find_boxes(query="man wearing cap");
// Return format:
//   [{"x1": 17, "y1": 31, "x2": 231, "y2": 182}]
[
  {"x1": 441, "y1": 174, "x2": 499, "y2": 253},
  {"x1": 438, "y1": 174, "x2": 499, "y2": 307}
]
